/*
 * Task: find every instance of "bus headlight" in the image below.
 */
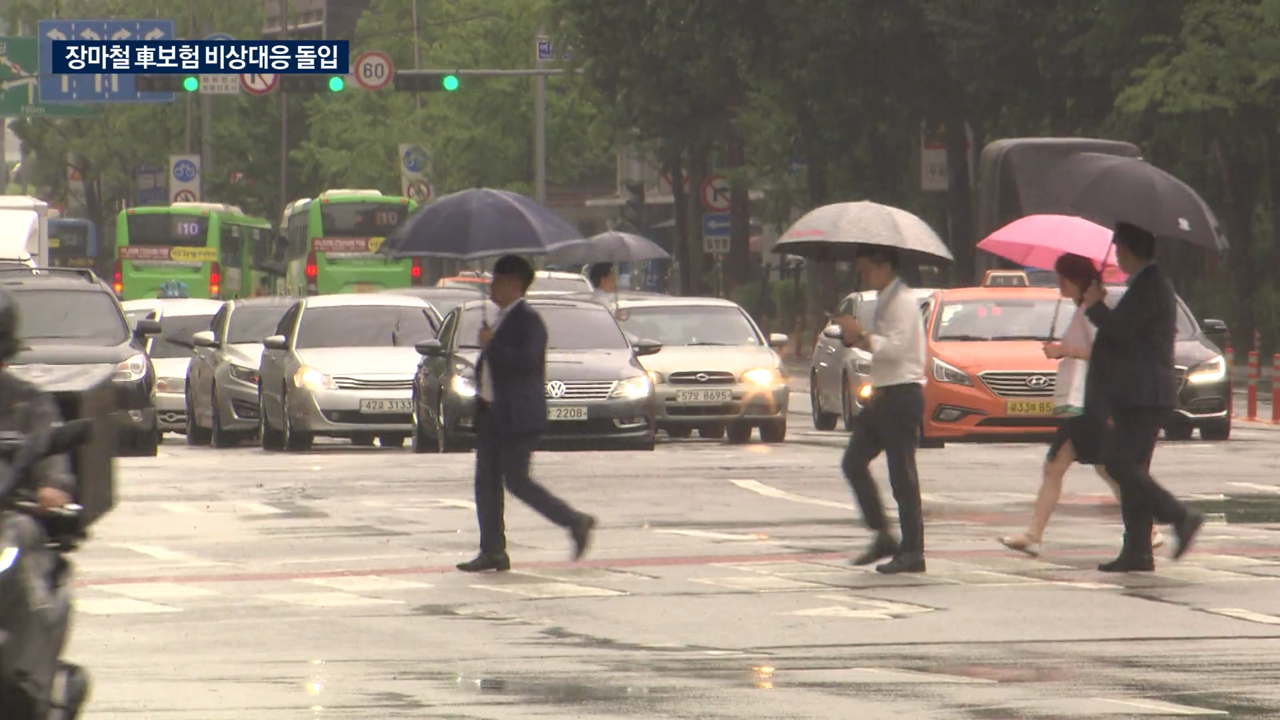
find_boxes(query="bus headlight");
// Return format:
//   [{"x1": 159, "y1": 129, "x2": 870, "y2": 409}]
[
  {"x1": 613, "y1": 375, "x2": 652, "y2": 399},
  {"x1": 114, "y1": 354, "x2": 147, "y2": 382},
  {"x1": 451, "y1": 375, "x2": 477, "y2": 397},
  {"x1": 294, "y1": 366, "x2": 334, "y2": 391},
  {"x1": 1188, "y1": 356, "x2": 1226, "y2": 384},
  {"x1": 743, "y1": 368, "x2": 781, "y2": 387}
]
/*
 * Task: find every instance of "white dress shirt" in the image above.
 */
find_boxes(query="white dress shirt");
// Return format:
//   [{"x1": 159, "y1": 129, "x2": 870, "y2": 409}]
[
  {"x1": 479, "y1": 298, "x2": 523, "y2": 403},
  {"x1": 865, "y1": 277, "x2": 927, "y2": 388}
]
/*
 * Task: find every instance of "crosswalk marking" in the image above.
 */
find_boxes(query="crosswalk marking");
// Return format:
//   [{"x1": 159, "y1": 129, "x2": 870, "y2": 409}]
[
  {"x1": 472, "y1": 582, "x2": 624, "y2": 599},
  {"x1": 1096, "y1": 698, "x2": 1228, "y2": 715},
  {"x1": 653, "y1": 529, "x2": 774, "y2": 541},
  {"x1": 1204, "y1": 607, "x2": 1280, "y2": 625},
  {"x1": 692, "y1": 575, "x2": 827, "y2": 591},
  {"x1": 77, "y1": 598, "x2": 181, "y2": 615},
  {"x1": 729, "y1": 479, "x2": 854, "y2": 510},
  {"x1": 261, "y1": 592, "x2": 403, "y2": 607},
  {"x1": 97, "y1": 583, "x2": 220, "y2": 601},
  {"x1": 300, "y1": 576, "x2": 433, "y2": 592}
]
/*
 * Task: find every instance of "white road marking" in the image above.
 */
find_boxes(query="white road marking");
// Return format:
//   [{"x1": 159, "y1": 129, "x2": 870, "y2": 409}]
[
  {"x1": 96, "y1": 583, "x2": 220, "y2": 600},
  {"x1": 653, "y1": 529, "x2": 774, "y2": 541},
  {"x1": 261, "y1": 592, "x2": 403, "y2": 607},
  {"x1": 785, "y1": 605, "x2": 898, "y2": 619},
  {"x1": 692, "y1": 576, "x2": 827, "y2": 591},
  {"x1": 1228, "y1": 482, "x2": 1280, "y2": 494},
  {"x1": 301, "y1": 576, "x2": 433, "y2": 592},
  {"x1": 1204, "y1": 608, "x2": 1280, "y2": 625},
  {"x1": 1157, "y1": 566, "x2": 1263, "y2": 583},
  {"x1": 1054, "y1": 581, "x2": 1123, "y2": 590},
  {"x1": 729, "y1": 479, "x2": 854, "y2": 510},
  {"x1": 76, "y1": 598, "x2": 182, "y2": 615},
  {"x1": 815, "y1": 595, "x2": 936, "y2": 617},
  {"x1": 472, "y1": 582, "x2": 624, "y2": 599},
  {"x1": 112, "y1": 543, "x2": 217, "y2": 564},
  {"x1": 235, "y1": 501, "x2": 284, "y2": 515},
  {"x1": 158, "y1": 502, "x2": 200, "y2": 515},
  {"x1": 793, "y1": 668, "x2": 993, "y2": 684},
  {"x1": 1096, "y1": 697, "x2": 1227, "y2": 715}
]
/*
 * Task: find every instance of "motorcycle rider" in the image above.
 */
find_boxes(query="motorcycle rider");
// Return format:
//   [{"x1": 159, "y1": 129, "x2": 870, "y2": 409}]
[{"x1": 0, "y1": 287, "x2": 86, "y2": 718}]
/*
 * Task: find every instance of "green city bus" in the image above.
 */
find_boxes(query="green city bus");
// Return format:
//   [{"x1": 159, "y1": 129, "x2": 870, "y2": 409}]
[
  {"x1": 113, "y1": 203, "x2": 273, "y2": 301},
  {"x1": 282, "y1": 189, "x2": 420, "y2": 295}
]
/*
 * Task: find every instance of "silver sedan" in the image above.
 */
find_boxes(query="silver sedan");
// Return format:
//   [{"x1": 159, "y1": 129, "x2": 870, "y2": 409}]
[
  {"x1": 185, "y1": 296, "x2": 296, "y2": 447},
  {"x1": 257, "y1": 294, "x2": 439, "y2": 451}
]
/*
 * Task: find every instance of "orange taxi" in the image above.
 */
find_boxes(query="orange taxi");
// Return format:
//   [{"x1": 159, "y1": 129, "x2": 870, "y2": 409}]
[{"x1": 920, "y1": 286, "x2": 1073, "y2": 446}]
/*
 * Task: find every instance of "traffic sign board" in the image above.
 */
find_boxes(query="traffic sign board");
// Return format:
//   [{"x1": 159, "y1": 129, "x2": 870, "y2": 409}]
[
  {"x1": 240, "y1": 73, "x2": 279, "y2": 95},
  {"x1": 703, "y1": 235, "x2": 730, "y2": 254},
  {"x1": 700, "y1": 174, "x2": 731, "y2": 213},
  {"x1": 702, "y1": 213, "x2": 730, "y2": 238},
  {"x1": 172, "y1": 189, "x2": 197, "y2": 202},
  {"x1": 660, "y1": 169, "x2": 689, "y2": 194},
  {"x1": 39, "y1": 19, "x2": 176, "y2": 103},
  {"x1": 0, "y1": 37, "x2": 97, "y2": 117},
  {"x1": 201, "y1": 33, "x2": 240, "y2": 95},
  {"x1": 354, "y1": 51, "x2": 393, "y2": 91},
  {"x1": 401, "y1": 145, "x2": 429, "y2": 174},
  {"x1": 536, "y1": 36, "x2": 554, "y2": 61},
  {"x1": 406, "y1": 180, "x2": 433, "y2": 203},
  {"x1": 172, "y1": 159, "x2": 199, "y2": 183}
]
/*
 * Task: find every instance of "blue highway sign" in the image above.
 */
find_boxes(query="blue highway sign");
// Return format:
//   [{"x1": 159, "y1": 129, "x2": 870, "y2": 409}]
[
  {"x1": 172, "y1": 159, "x2": 199, "y2": 183},
  {"x1": 402, "y1": 145, "x2": 429, "y2": 174},
  {"x1": 205, "y1": 32, "x2": 234, "y2": 42},
  {"x1": 39, "y1": 19, "x2": 176, "y2": 103},
  {"x1": 703, "y1": 213, "x2": 731, "y2": 238}
]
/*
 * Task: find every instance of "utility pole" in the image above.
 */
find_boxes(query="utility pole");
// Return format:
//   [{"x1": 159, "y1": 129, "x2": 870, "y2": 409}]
[
  {"x1": 184, "y1": 0, "x2": 195, "y2": 154},
  {"x1": 279, "y1": 0, "x2": 289, "y2": 217},
  {"x1": 533, "y1": 29, "x2": 546, "y2": 204},
  {"x1": 411, "y1": 0, "x2": 423, "y2": 110},
  {"x1": 199, "y1": 14, "x2": 214, "y2": 186}
]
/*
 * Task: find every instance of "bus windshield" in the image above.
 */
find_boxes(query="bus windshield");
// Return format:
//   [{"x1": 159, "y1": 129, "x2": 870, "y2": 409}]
[
  {"x1": 127, "y1": 214, "x2": 209, "y2": 247},
  {"x1": 319, "y1": 202, "x2": 408, "y2": 238},
  {"x1": 50, "y1": 223, "x2": 92, "y2": 267}
]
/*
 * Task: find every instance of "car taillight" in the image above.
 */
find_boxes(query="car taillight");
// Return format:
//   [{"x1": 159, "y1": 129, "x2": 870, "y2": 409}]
[
  {"x1": 411, "y1": 257, "x2": 423, "y2": 285},
  {"x1": 305, "y1": 251, "x2": 318, "y2": 280},
  {"x1": 112, "y1": 259, "x2": 123, "y2": 295},
  {"x1": 210, "y1": 261, "x2": 221, "y2": 297}
]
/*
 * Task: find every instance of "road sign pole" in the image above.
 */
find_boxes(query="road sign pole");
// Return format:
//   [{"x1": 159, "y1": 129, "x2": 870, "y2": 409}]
[{"x1": 534, "y1": 30, "x2": 547, "y2": 204}]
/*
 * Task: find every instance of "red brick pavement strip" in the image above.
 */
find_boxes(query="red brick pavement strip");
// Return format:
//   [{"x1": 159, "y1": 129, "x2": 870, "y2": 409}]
[{"x1": 75, "y1": 544, "x2": 1280, "y2": 587}]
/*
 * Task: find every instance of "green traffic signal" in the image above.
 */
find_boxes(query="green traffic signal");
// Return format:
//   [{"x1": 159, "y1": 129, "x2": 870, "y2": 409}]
[
  {"x1": 329, "y1": 76, "x2": 345, "y2": 91},
  {"x1": 182, "y1": 76, "x2": 198, "y2": 92},
  {"x1": 442, "y1": 74, "x2": 459, "y2": 91}
]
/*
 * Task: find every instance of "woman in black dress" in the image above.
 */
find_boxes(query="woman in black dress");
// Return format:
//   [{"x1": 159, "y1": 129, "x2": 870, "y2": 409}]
[{"x1": 1000, "y1": 253, "x2": 1162, "y2": 556}]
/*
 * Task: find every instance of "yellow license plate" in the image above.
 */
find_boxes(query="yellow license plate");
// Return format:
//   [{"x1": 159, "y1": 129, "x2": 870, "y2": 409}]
[
  {"x1": 1006, "y1": 400, "x2": 1055, "y2": 416},
  {"x1": 352, "y1": 283, "x2": 377, "y2": 293}
]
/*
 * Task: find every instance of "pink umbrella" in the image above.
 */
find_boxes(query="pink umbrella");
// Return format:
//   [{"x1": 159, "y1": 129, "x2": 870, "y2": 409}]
[{"x1": 977, "y1": 215, "x2": 1128, "y2": 283}]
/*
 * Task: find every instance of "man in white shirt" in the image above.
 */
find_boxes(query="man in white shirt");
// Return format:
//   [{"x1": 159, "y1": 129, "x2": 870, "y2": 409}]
[{"x1": 836, "y1": 246, "x2": 928, "y2": 574}]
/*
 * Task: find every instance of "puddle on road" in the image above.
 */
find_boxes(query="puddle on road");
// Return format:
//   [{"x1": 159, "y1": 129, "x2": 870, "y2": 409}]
[{"x1": 1186, "y1": 494, "x2": 1280, "y2": 524}]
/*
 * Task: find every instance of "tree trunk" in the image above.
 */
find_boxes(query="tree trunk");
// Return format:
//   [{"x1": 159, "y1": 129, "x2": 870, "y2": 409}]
[
  {"x1": 666, "y1": 149, "x2": 689, "y2": 296},
  {"x1": 725, "y1": 128, "x2": 750, "y2": 295},
  {"x1": 944, "y1": 115, "x2": 975, "y2": 281},
  {"x1": 1211, "y1": 137, "x2": 1259, "y2": 353},
  {"x1": 686, "y1": 142, "x2": 711, "y2": 296}
]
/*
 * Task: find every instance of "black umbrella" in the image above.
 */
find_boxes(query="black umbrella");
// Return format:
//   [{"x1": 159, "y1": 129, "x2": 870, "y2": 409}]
[
  {"x1": 549, "y1": 231, "x2": 671, "y2": 265},
  {"x1": 380, "y1": 188, "x2": 584, "y2": 261},
  {"x1": 1052, "y1": 153, "x2": 1227, "y2": 252}
]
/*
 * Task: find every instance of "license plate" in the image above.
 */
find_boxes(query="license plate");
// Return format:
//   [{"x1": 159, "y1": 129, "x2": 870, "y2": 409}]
[
  {"x1": 548, "y1": 405, "x2": 588, "y2": 421},
  {"x1": 1006, "y1": 400, "x2": 1055, "y2": 416},
  {"x1": 358, "y1": 399, "x2": 412, "y2": 413},
  {"x1": 675, "y1": 389, "x2": 733, "y2": 404},
  {"x1": 352, "y1": 283, "x2": 377, "y2": 293}
]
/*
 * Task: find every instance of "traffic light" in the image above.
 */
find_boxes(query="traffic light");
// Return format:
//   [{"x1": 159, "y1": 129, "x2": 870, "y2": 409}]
[
  {"x1": 278, "y1": 75, "x2": 347, "y2": 93},
  {"x1": 135, "y1": 75, "x2": 198, "y2": 92},
  {"x1": 393, "y1": 71, "x2": 462, "y2": 92}
]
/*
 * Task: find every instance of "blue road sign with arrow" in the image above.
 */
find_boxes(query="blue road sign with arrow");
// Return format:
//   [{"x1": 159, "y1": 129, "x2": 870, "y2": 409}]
[
  {"x1": 702, "y1": 213, "x2": 731, "y2": 238},
  {"x1": 39, "y1": 19, "x2": 176, "y2": 103}
]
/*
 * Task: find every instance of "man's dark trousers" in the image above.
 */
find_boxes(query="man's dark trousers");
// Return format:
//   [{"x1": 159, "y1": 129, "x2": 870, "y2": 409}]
[
  {"x1": 474, "y1": 403, "x2": 577, "y2": 555},
  {"x1": 842, "y1": 383, "x2": 925, "y2": 555},
  {"x1": 1104, "y1": 404, "x2": 1185, "y2": 554}
]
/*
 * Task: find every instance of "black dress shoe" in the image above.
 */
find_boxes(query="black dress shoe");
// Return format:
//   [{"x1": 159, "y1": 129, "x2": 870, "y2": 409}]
[
  {"x1": 457, "y1": 553, "x2": 511, "y2": 573},
  {"x1": 1173, "y1": 511, "x2": 1204, "y2": 560},
  {"x1": 852, "y1": 533, "x2": 899, "y2": 566},
  {"x1": 876, "y1": 555, "x2": 926, "y2": 574},
  {"x1": 571, "y1": 514, "x2": 596, "y2": 560},
  {"x1": 1098, "y1": 554, "x2": 1154, "y2": 573}
]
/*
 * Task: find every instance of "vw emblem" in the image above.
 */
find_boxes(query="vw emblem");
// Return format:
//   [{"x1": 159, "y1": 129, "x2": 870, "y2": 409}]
[
  {"x1": 546, "y1": 380, "x2": 566, "y2": 398},
  {"x1": 695, "y1": 373, "x2": 709, "y2": 382},
  {"x1": 1025, "y1": 375, "x2": 1050, "y2": 389}
]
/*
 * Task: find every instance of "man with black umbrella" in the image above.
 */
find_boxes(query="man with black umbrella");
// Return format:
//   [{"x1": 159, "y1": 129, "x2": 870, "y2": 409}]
[
  {"x1": 457, "y1": 255, "x2": 596, "y2": 573},
  {"x1": 1080, "y1": 222, "x2": 1204, "y2": 572}
]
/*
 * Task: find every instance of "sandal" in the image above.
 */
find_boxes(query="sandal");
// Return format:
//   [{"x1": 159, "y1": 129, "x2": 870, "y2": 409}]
[
  {"x1": 1152, "y1": 530, "x2": 1165, "y2": 550},
  {"x1": 999, "y1": 534, "x2": 1042, "y2": 557}
]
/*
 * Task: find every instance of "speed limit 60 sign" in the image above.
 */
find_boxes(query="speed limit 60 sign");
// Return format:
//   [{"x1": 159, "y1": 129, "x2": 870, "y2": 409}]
[{"x1": 354, "y1": 51, "x2": 394, "y2": 91}]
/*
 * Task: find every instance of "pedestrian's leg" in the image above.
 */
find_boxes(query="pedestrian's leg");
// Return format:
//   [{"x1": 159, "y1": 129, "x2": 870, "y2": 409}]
[
  {"x1": 473, "y1": 415, "x2": 506, "y2": 554},
  {"x1": 1097, "y1": 464, "x2": 1163, "y2": 548},
  {"x1": 842, "y1": 405, "x2": 894, "y2": 564},
  {"x1": 1003, "y1": 441, "x2": 1075, "y2": 555},
  {"x1": 1098, "y1": 409, "x2": 1158, "y2": 571},
  {"x1": 878, "y1": 386, "x2": 925, "y2": 568},
  {"x1": 500, "y1": 432, "x2": 577, "y2": 527}
]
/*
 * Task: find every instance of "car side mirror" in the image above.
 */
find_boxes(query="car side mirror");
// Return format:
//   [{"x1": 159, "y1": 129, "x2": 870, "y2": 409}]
[
  {"x1": 133, "y1": 319, "x2": 162, "y2": 338},
  {"x1": 263, "y1": 335, "x2": 288, "y2": 351},
  {"x1": 633, "y1": 338, "x2": 663, "y2": 357},
  {"x1": 1201, "y1": 318, "x2": 1228, "y2": 334},
  {"x1": 191, "y1": 330, "x2": 217, "y2": 348},
  {"x1": 822, "y1": 324, "x2": 843, "y2": 339},
  {"x1": 768, "y1": 332, "x2": 789, "y2": 348},
  {"x1": 415, "y1": 339, "x2": 445, "y2": 357}
]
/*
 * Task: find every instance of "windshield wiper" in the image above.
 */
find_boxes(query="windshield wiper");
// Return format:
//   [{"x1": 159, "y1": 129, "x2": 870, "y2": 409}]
[
  {"x1": 997, "y1": 335, "x2": 1051, "y2": 341},
  {"x1": 686, "y1": 341, "x2": 731, "y2": 346},
  {"x1": 936, "y1": 335, "x2": 990, "y2": 341}
]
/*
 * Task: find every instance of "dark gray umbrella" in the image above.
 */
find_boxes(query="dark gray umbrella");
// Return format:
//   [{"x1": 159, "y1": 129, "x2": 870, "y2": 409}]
[
  {"x1": 380, "y1": 188, "x2": 584, "y2": 261},
  {"x1": 1052, "y1": 153, "x2": 1227, "y2": 252},
  {"x1": 549, "y1": 231, "x2": 671, "y2": 264}
]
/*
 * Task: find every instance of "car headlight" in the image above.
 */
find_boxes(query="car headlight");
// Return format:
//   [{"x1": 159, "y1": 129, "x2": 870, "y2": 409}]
[
  {"x1": 853, "y1": 360, "x2": 872, "y2": 375},
  {"x1": 294, "y1": 366, "x2": 335, "y2": 391},
  {"x1": 1187, "y1": 356, "x2": 1226, "y2": 384},
  {"x1": 451, "y1": 374, "x2": 477, "y2": 397},
  {"x1": 613, "y1": 375, "x2": 652, "y2": 399},
  {"x1": 647, "y1": 370, "x2": 664, "y2": 385},
  {"x1": 155, "y1": 377, "x2": 185, "y2": 394},
  {"x1": 743, "y1": 368, "x2": 781, "y2": 386},
  {"x1": 0, "y1": 546, "x2": 18, "y2": 574},
  {"x1": 228, "y1": 364, "x2": 259, "y2": 385},
  {"x1": 932, "y1": 358, "x2": 972, "y2": 386},
  {"x1": 114, "y1": 353, "x2": 147, "y2": 382}
]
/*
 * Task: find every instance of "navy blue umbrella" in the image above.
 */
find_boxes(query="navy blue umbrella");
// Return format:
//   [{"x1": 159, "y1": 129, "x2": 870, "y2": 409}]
[{"x1": 380, "y1": 188, "x2": 585, "y2": 261}]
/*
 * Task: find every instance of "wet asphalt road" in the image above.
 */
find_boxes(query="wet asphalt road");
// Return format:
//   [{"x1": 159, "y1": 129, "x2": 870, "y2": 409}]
[{"x1": 70, "y1": 393, "x2": 1280, "y2": 719}]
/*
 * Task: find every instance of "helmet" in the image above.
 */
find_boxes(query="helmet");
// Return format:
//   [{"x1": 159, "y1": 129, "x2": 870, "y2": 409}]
[{"x1": 0, "y1": 288, "x2": 19, "y2": 362}]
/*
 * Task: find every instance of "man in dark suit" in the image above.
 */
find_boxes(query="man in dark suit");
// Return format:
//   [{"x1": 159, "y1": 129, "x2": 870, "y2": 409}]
[
  {"x1": 1081, "y1": 222, "x2": 1204, "y2": 572},
  {"x1": 457, "y1": 255, "x2": 596, "y2": 573}
]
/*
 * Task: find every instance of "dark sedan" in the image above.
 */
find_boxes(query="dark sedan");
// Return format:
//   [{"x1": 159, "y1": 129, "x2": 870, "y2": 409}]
[
  {"x1": 1106, "y1": 286, "x2": 1231, "y2": 441},
  {"x1": 411, "y1": 297, "x2": 661, "y2": 452}
]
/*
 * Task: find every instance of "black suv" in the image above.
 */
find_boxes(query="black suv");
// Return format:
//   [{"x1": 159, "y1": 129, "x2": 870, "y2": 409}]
[{"x1": 1, "y1": 268, "x2": 162, "y2": 456}]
